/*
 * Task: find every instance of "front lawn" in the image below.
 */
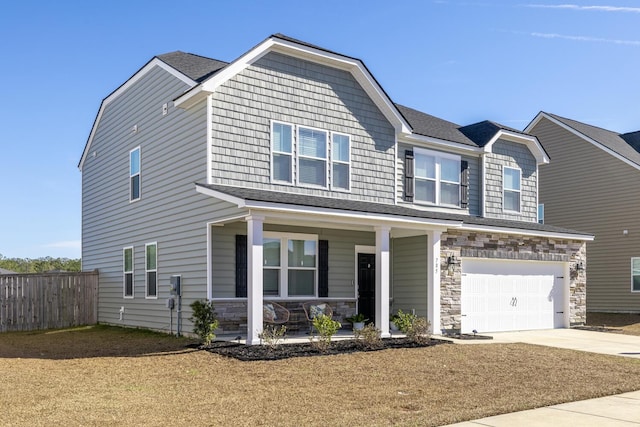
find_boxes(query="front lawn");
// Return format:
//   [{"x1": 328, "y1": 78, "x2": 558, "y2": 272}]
[{"x1": 1, "y1": 325, "x2": 639, "y2": 426}]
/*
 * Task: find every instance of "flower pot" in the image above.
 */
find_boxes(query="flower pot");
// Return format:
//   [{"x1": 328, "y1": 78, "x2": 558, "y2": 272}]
[
  {"x1": 390, "y1": 321, "x2": 399, "y2": 332},
  {"x1": 352, "y1": 321, "x2": 365, "y2": 331}
]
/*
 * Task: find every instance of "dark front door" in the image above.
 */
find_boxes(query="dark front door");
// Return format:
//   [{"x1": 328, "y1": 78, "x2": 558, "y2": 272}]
[{"x1": 357, "y1": 253, "x2": 376, "y2": 323}]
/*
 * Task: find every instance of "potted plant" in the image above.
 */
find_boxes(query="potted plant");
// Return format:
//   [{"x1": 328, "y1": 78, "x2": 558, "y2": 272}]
[
  {"x1": 390, "y1": 313, "x2": 401, "y2": 332},
  {"x1": 345, "y1": 313, "x2": 368, "y2": 331}
]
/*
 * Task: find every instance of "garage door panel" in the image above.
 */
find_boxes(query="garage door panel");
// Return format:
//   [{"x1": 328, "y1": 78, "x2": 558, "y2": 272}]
[{"x1": 461, "y1": 260, "x2": 565, "y2": 333}]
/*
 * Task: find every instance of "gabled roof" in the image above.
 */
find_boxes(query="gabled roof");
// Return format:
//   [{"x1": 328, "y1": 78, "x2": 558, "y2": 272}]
[
  {"x1": 196, "y1": 183, "x2": 593, "y2": 240},
  {"x1": 526, "y1": 112, "x2": 640, "y2": 169},
  {"x1": 0, "y1": 267, "x2": 17, "y2": 275},
  {"x1": 157, "y1": 51, "x2": 228, "y2": 82},
  {"x1": 395, "y1": 104, "x2": 477, "y2": 147}
]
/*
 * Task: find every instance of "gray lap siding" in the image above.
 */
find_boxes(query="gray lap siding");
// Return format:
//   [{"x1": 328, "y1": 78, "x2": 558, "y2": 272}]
[{"x1": 210, "y1": 52, "x2": 396, "y2": 203}]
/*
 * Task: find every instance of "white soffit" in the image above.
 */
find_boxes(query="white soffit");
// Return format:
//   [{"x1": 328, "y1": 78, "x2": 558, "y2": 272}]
[{"x1": 483, "y1": 130, "x2": 549, "y2": 165}]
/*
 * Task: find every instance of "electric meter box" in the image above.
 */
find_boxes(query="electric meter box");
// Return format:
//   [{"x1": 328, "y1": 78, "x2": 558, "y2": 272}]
[{"x1": 169, "y1": 275, "x2": 181, "y2": 296}]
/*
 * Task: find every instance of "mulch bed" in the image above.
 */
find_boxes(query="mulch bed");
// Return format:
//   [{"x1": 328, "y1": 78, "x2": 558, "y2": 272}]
[
  {"x1": 201, "y1": 337, "x2": 451, "y2": 361},
  {"x1": 574, "y1": 325, "x2": 623, "y2": 333}
]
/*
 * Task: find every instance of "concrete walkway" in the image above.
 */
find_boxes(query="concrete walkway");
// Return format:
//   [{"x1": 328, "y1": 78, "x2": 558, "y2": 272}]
[
  {"x1": 447, "y1": 390, "x2": 640, "y2": 426},
  {"x1": 443, "y1": 329, "x2": 640, "y2": 426}
]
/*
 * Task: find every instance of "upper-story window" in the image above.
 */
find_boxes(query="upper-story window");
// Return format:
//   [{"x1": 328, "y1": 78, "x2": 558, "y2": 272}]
[
  {"x1": 538, "y1": 204, "x2": 544, "y2": 224},
  {"x1": 271, "y1": 121, "x2": 350, "y2": 191},
  {"x1": 130, "y1": 147, "x2": 141, "y2": 202},
  {"x1": 414, "y1": 148, "x2": 461, "y2": 206},
  {"x1": 332, "y1": 133, "x2": 350, "y2": 191},
  {"x1": 298, "y1": 127, "x2": 327, "y2": 187},
  {"x1": 503, "y1": 166, "x2": 521, "y2": 212}
]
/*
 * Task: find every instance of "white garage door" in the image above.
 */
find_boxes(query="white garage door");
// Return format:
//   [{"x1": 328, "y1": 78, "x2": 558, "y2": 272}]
[{"x1": 461, "y1": 259, "x2": 566, "y2": 334}]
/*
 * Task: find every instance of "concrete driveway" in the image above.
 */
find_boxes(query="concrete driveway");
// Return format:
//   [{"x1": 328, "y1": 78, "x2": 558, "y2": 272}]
[{"x1": 473, "y1": 328, "x2": 640, "y2": 358}]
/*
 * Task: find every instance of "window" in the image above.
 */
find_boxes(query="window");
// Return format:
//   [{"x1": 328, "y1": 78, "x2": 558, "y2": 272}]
[
  {"x1": 123, "y1": 247, "x2": 134, "y2": 298},
  {"x1": 145, "y1": 242, "x2": 157, "y2": 298},
  {"x1": 271, "y1": 122, "x2": 349, "y2": 190},
  {"x1": 263, "y1": 233, "x2": 317, "y2": 297},
  {"x1": 538, "y1": 204, "x2": 545, "y2": 224},
  {"x1": 271, "y1": 122, "x2": 293, "y2": 183},
  {"x1": 414, "y1": 148, "x2": 461, "y2": 206},
  {"x1": 503, "y1": 167, "x2": 521, "y2": 212},
  {"x1": 298, "y1": 127, "x2": 327, "y2": 187},
  {"x1": 632, "y1": 258, "x2": 640, "y2": 292},
  {"x1": 331, "y1": 133, "x2": 350, "y2": 190},
  {"x1": 130, "y1": 147, "x2": 140, "y2": 201}
]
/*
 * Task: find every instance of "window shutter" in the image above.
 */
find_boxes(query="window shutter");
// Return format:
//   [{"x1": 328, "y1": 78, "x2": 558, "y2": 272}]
[
  {"x1": 235, "y1": 235, "x2": 247, "y2": 298},
  {"x1": 460, "y1": 160, "x2": 469, "y2": 209},
  {"x1": 318, "y1": 240, "x2": 329, "y2": 298},
  {"x1": 404, "y1": 150, "x2": 414, "y2": 202}
]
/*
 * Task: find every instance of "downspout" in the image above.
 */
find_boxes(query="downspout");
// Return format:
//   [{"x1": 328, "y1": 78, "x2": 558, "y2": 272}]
[{"x1": 480, "y1": 153, "x2": 486, "y2": 217}]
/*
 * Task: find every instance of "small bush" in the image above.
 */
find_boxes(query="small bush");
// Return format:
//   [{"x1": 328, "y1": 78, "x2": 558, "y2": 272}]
[
  {"x1": 394, "y1": 310, "x2": 418, "y2": 334},
  {"x1": 259, "y1": 325, "x2": 287, "y2": 348},
  {"x1": 189, "y1": 300, "x2": 219, "y2": 346},
  {"x1": 310, "y1": 314, "x2": 341, "y2": 351},
  {"x1": 406, "y1": 317, "x2": 431, "y2": 344},
  {"x1": 354, "y1": 323, "x2": 382, "y2": 349}
]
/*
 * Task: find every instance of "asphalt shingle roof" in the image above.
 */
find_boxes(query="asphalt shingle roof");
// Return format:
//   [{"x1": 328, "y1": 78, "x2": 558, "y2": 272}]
[
  {"x1": 157, "y1": 51, "x2": 228, "y2": 82},
  {"x1": 197, "y1": 183, "x2": 590, "y2": 237},
  {"x1": 544, "y1": 112, "x2": 640, "y2": 167}
]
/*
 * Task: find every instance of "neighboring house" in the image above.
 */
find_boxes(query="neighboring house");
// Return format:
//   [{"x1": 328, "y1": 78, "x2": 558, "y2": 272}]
[
  {"x1": 526, "y1": 112, "x2": 640, "y2": 314},
  {"x1": 0, "y1": 268, "x2": 17, "y2": 275},
  {"x1": 79, "y1": 34, "x2": 592, "y2": 344}
]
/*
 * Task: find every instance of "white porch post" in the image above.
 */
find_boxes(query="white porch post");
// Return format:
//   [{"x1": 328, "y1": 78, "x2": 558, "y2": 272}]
[
  {"x1": 375, "y1": 226, "x2": 391, "y2": 338},
  {"x1": 427, "y1": 230, "x2": 441, "y2": 334},
  {"x1": 246, "y1": 215, "x2": 264, "y2": 345}
]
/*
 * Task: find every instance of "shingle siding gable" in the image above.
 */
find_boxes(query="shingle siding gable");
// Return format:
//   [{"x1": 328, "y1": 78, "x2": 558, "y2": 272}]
[{"x1": 209, "y1": 51, "x2": 396, "y2": 203}]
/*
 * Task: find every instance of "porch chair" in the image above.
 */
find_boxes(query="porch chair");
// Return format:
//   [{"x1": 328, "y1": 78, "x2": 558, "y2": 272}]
[
  {"x1": 263, "y1": 301, "x2": 290, "y2": 326},
  {"x1": 302, "y1": 301, "x2": 333, "y2": 334}
]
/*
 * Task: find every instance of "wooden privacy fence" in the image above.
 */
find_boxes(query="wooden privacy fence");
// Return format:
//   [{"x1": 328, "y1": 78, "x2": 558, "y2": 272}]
[{"x1": 0, "y1": 270, "x2": 98, "y2": 332}]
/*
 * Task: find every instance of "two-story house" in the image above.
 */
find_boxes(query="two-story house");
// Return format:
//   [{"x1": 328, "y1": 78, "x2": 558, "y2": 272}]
[
  {"x1": 79, "y1": 34, "x2": 592, "y2": 344},
  {"x1": 527, "y1": 112, "x2": 640, "y2": 315}
]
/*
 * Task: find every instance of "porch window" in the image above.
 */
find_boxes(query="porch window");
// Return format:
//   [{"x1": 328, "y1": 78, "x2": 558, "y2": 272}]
[
  {"x1": 298, "y1": 127, "x2": 327, "y2": 188},
  {"x1": 632, "y1": 258, "x2": 640, "y2": 292},
  {"x1": 271, "y1": 122, "x2": 293, "y2": 183},
  {"x1": 414, "y1": 148, "x2": 460, "y2": 206},
  {"x1": 503, "y1": 166, "x2": 521, "y2": 212},
  {"x1": 145, "y1": 242, "x2": 157, "y2": 298},
  {"x1": 263, "y1": 233, "x2": 317, "y2": 297},
  {"x1": 130, "y1": 147, "x2": 140, "y2": 201},
  {"x1": 123, "y1": 247, "x2": 133, "y2": 298}
]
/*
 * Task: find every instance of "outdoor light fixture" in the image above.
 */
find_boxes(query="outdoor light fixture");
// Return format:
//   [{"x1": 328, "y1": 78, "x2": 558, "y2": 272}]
[
  {"x1": 447, "y1": 254, "x2": 460, "y2": 266},
  {"x1": 573, "y1": 261, "x2": 584, "y2": 272}
]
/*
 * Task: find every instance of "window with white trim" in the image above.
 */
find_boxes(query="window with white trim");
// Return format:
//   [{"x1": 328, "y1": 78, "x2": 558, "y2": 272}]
[
  {"x1": 414, "y1": 148, "x2": 461, "y2": 206},
  {"x1": 145, "y1": 242, "x2": 157, "y2": 298},
  {"x1": 270, "y1": 122, "x2": 350, "y2": 190},
  {"x1": 271, "y1": 122, "x2": 293, "y2": 183},
  {"x1": 297, "y1": 127, "x2": 327, "y2": 187},
  {"x1": 130, "y1": 147, "x2": 140, "y2": 201},
  {"x1": 503, "y1": 166, "x2": 521, "y2": 212},
  {"x1": 123, "y1": 247, "x2": 134, "y2": 298},
  {"x1": 538, "y1": 204, "x2": 544, "y2": 224},
  {"x1": 632, "y1": 258, "x2": 640, "y2": 292},
  {"x1": 263, "y1": 232, "x2": 317, "y2": 297}
]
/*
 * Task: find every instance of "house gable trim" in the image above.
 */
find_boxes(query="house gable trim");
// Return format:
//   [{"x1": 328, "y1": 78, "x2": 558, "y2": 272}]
[
  {"x1": 526, "y1": 112, "x2": 640, "y2": 171},
  {"x1": 79, "y1": 58, "x2": 197, "y2": 171},
  {"x1": 483, "y1": 130, "x2": 549, "y2": 165},
  {"x1": 174, "y1": 35, "x2": 411, "y2": 133}
]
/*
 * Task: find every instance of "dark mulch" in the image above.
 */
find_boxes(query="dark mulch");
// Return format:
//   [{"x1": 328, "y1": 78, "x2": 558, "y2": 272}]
[
  {"x1": 202, "y1": 337, "x2": 451, "y2": 361},
  {"x1": 574, "y1": 325, "x2": 623, "y2": 333},
  {"x1": 448, "y1": 333, "x2": 493, "y2": 340}
]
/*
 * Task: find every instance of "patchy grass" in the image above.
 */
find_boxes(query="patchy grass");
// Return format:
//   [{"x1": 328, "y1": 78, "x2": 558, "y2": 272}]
[
  {"x1": 588, "y1": 312, "x2": 640, "y2": 336},
  {"x1": 1, "y1": 325, "x2": 640, "y2": 426}
]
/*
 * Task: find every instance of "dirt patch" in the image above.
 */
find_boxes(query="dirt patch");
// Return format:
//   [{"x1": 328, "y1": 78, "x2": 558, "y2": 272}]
[
  {"x1": 587, "y1": 312, "x2": 640, "y2": 336},
  {"x1": 204, "y1": 337, "x2": 449, "y2": 361}
]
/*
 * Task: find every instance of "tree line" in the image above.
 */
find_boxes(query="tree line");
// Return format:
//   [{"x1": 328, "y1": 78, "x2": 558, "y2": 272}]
[{"x1": 0, "y1": 255, "x2": 81, "y2": 273}]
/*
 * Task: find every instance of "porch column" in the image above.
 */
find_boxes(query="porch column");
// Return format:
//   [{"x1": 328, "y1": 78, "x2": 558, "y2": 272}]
[
  {"x1": 375, "y1": 226, "x2": 391, "y2": 338},
  {"x1": 246, "y1": 215, "x2": 264, "y2": 345},
  {"x1": 427, "y1": 230, "x2": 441, "y2": 334}
]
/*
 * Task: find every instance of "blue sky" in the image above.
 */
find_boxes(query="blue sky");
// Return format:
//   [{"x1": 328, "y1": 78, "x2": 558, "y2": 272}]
[{"x1": 1, "y1": 0, "x2": 639, "y2": 259}]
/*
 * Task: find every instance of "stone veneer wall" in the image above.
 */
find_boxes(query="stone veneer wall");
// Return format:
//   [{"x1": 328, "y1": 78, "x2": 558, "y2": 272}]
[
  {"x1": 439, "y1": 230, "x2": 587, "y2": 331},
  {"x1": 213, "y1": 300, "x2": 356, "y2": 334}
]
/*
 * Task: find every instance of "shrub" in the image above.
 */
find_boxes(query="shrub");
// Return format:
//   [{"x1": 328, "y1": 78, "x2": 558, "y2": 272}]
[
  {"x1": 259, "y1": 325, "x2": 287, "y2": 348},
  {"x1": 310, "y1": 314, "x2": 341, "y2": 351},
  {"x1": 189, "y1": 300, "x2": 219, "y2": 346},
  {"x1": 406, "y1": 317, "x2": 431, "y2": 344},
  {"x1": 354, "y1": 323, "x2": 382, "y2": 349},
  {"x1": 394, "y1": 310, "x2": 418, "y2": 334}
]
